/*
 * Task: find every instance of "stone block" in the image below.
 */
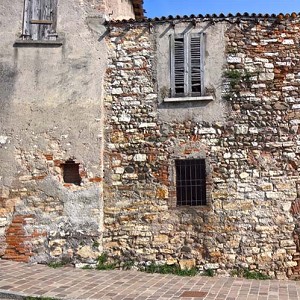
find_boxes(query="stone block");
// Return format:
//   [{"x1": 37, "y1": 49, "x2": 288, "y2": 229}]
[
  {"x1": 258, "y1": 183, "x2": 273, "y2": 191},
  {"x1": 153, "y1": 234, "x2": 168, "y2": 244},
  {"x1": 239, "y1": 172, "x2": 249, "y2": 179},
  {"x1": 282, "y1": 39, "x2": 294, "y2": 45},
  {"x1": 4, "y1": 198, "x2": 21, "y2": 209},
  {"x1": 280, "y1": 240, "x2": 295, "y2": 247},
  {"x1": 77, "y1": 246, "x2": 100, "y2": 259},
  {"x1": 50, "y1": 248, "x2": 63, "y2": 256},
  {"x1": 255, "y1": 225, "x2": 276, "y2": 232},
  {"x1": 204, "y1": 263, "x2": 219, "y2": 270},
  {"x1": 227, "y1": 56, "x2": 242, "y2": 63},
  {"x1": 259, "y1": 73, "x2": 274, "y2": 81},
  {"x1": 0, "y1": 187, "x2": 9, "y2": 199},
  {"x1": 156, "y1": 187, "x2": 168, "y2": 199},
  {"x1": 0, "y1": 217, "x2": 8, "y2": 227},
  {"x1": 133, "y1": 154, "x2": 147, "y2": 161},
  {"x1": 49, "y1": 239, "x2": 66, "y2": 247},
  {"x1": 166, "y1": 258, "x2": 177, "y2": 265},
  {"x1": 179, "y1": 259, "x2": 196, "y2": 270}
]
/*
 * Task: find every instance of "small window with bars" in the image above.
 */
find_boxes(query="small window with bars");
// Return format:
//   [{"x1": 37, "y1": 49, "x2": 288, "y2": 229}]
[
  {"x1": 175, "y1": 159, "x2": 206, "y2": 206},
  {"x1": 22, "y1": 0, "x2": 58, "y2": 41},
  {"x1": 61, "y1": 159, "x2": 81, "y2": 185},
  {"x1": 170, "y1": 33, "x2": 205, "y2": 97}
]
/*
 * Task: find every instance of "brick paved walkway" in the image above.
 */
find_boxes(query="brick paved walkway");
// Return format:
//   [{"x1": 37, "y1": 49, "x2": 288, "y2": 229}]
[{"x1": 1, "y1": 260, "x2": 300, "y2": 300}]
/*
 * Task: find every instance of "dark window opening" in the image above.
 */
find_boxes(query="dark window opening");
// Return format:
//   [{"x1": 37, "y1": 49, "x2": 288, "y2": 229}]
[
  {"x1": 175, "y1": 159, "x2": 206, "y2": 206},
  {"x1": 62, "y1": 159, "x2": 81, "y2": 185}
]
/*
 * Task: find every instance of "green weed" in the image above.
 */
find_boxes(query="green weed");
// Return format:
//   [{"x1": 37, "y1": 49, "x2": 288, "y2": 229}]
[
  {"x1": 224, "y1": 69, "x2": 242, "y2": 80},
  {"x1": 92, "y1": 241, "x2": 100, "y2": 248},
  {"x1": 202, "y1": 268, "x2": 214, "y2": 277},
  {"x1": 143, "y1": 263, "x2": 197, "y2": 277},
  {"x1": 231, "y1": 268, "x2": 270, "y2": 280},
  {"x1": 122, "y1": 260, "x2": 135, "y2": 270},
  {"x1": 95, "y1": 253, "x2": 116, "y2": 270},
  {"x1": 243, "y1": 269, "x2": 270, "y2": 280},
  {"x1": 47, "y1": 261, "x2": 65, "y2": 269}
]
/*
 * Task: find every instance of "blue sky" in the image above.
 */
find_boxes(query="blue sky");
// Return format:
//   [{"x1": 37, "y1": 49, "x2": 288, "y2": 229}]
[{"x1": 144, "y1": 0, "x2": 300, "y2": 18}]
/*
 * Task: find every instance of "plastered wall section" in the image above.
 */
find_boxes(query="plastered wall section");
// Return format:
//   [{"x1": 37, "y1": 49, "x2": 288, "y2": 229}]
[
  {"x1": 156, "y1": 22, "x2": 228, "y2": 123},
  {"x1": 0, "y1": 0, "x2": 106, "y2": 263},
  {"x1": 104, "y1": 0, "x2": 135, "y2": 20}
]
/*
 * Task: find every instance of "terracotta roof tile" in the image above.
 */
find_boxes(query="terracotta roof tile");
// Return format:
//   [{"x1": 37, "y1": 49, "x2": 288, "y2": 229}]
[{"x1": 109, "y1": 12, "x2": 300, "y2": 24}]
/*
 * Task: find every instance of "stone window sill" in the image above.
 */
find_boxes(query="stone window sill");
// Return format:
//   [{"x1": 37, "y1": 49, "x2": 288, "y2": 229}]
[
  {"x1": 14, "y1": 39, "x2": 63, "y2": 48},
  {"x1": 164, "y1": 95, "x2": 214, "y2": 103},
  {"x1": 170, "y1": 205, "x2": 211, "y2": 211}
]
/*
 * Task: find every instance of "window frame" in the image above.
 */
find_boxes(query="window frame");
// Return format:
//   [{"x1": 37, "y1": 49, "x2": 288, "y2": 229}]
[
  {"x1": 175, "y1": 158, "x2": 207, "y2": 207},
  {"x1": 169, "y1": 32, "x2": 206, "y2": 98}
]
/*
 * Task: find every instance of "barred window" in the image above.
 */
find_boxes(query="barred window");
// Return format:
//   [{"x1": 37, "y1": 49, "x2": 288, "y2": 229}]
[{"x1": 175, "y1": 159, "x2": 206, "y2": 206}]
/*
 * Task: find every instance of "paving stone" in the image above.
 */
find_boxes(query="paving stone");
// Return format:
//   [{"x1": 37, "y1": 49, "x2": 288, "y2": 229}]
[{"x1": 1, "y1": 260, "x2": 300, "y2": 299}]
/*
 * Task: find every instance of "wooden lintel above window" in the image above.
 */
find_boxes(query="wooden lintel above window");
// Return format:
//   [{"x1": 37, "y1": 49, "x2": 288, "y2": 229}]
[{"x1": 30, "y1": 19, "x2": 53, "y2": 24}]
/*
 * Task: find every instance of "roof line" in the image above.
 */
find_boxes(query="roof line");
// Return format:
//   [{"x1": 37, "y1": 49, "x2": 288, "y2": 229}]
[{"x1": 109, "y1": 11, "x2": 300, "y2": 24}]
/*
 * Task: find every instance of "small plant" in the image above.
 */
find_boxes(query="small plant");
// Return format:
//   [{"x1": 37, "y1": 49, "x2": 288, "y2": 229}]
[
  {"x1": 47, "y1": 261, "x2": 65, "y2": 269},
  {"x1": 143, "y1": 263, "x2": 197, "y2": 277},
  {"x1": 243, "y1": 269, "x2": 270, "y2": 280},
  {"x1": 123, "y1": 260, "x2": 135, "y2": 270},
  {"x1": 230, "y1": 268, "x2": 243, "y2": 277},
  {"x1": 224, "y1": 69, "x2": 242, "y2": 89},
  {"x1": 92, "y1": 241, "x2": 100, "y2": 248},
  {"x1": 230, "y1": 268, "x2": 270, "y2": 280},
  {"x1": 223, "y1": 93, "x2": 234, "y2": 101},
  {"x1": 96, "y1": 253, "x2": 116, "y2": 270},
  {"x1": 227, "y1": 47, "x2": 238, "y2": 54},
  {"x1": 224, "y1": 69, "x2": 242, "y2": 80},
  {"x1": 202, "y1": 268, "x2": 214, "y2": 277}
]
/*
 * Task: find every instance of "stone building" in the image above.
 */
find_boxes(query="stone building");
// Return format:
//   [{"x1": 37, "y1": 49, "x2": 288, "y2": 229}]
[
  {"x1": 1, "y1": 0, "x2": 300, "y2": 279},
  {"x1": 103, "y1": 13, "x2": 300, "y2": 279},
  {"x1": 0, "y1": 0, "x2": 142, "y2": 263}
]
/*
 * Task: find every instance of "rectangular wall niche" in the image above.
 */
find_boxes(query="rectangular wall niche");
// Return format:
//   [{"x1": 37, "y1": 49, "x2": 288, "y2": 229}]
[
  {"x1": 61, "y1": 159, "x2": 81, "y2": 185},
  {"x1": 175, "y1": 159, "x2": 206, "y2": 206}
]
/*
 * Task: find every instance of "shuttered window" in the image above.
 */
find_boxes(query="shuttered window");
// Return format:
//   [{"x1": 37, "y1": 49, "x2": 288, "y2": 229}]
[
  {"x1": 174, "y1": 38, "x2": 185, "y2": 95},
  {"x1": 170, "y1": 33, "x2": 205, "y2": 97},
  {"x1": 22, "y1": 0, "x2": 58, "y2": 41}
]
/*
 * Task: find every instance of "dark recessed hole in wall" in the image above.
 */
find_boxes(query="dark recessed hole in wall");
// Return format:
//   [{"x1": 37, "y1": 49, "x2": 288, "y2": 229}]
[
  {"x1": 61, "y1": 159, "x2": 81, "y2": 185},
  {"x1": 175, "y1": 158, "x2": 206, "y2": 206}
]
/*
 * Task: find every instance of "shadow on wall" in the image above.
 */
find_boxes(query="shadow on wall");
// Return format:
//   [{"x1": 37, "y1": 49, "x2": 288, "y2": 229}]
[{"x1": 0, "y1": 61, "x2": 17, "y2": 120}]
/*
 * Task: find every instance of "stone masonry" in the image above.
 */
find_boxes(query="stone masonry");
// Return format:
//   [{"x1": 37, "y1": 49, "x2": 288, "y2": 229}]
[
  {"x1": 1, "y1": 0, "x2": 300, "y2": 280},
  {"x1": 103, "y1": 14, "x2": 300, "y2": 279},
  {"x1": 0, "y1": 0, "x2": 141, "y2": 266}
]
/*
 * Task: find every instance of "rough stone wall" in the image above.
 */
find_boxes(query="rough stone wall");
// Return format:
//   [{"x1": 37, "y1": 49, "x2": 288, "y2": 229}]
[
  {"x1": 104, "y1": 0, "x2": 135, "y2": 20},
  {"x1": 0, "y1": 0, "x2": 107, "y2": 264},
  {"x1": 70, "y1": 0, "x2": 135, "y2": 20},
  {"x1": 103, "y1": 17, "x2": 300, "y2": 279}
]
